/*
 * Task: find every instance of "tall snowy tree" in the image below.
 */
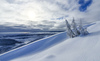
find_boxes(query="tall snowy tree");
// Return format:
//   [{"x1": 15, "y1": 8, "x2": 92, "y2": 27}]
[
  {"x1": 71, "y1": 18, "x2": 80, "y2": 36},
  {"x1": 65, "y1": 19, "x2": 88, "y2": 38},
  {"x1": 65, "y1": 20, "x2": 75, "y2": 38}
]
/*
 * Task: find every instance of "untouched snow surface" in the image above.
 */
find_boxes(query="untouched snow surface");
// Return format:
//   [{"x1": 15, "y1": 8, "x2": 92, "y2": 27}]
[{"x1": 1, "y1": 22, "x2": 100, "y2": 61}]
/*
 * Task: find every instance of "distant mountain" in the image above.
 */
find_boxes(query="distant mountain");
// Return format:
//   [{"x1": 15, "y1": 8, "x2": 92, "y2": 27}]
[
  {"x1": 0, "y1": 25, "x2": 65, "y2": 32},
  {"x1": 0, "y1": 39, "x2": 22, "y2": 45},
  {"x1": 0, "y1": 25, "x2": 42, "y2": 32}
]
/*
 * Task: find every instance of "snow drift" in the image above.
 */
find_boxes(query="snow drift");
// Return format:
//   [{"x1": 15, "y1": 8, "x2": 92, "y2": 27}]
[{"x1": 1, "y1": 21, "x2": 100, "y2": 61}]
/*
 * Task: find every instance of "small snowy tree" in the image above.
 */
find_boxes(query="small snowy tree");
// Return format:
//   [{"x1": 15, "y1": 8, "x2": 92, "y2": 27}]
[
  {"x1": 65, "y1": 20, "x2": 75, "y2": 38},
  {"x1": 78, "y1": 20, "x2": 88, "y2": 35},
  {"x1": 71, "y1": 18, "x2": 80, "y2": 36}
]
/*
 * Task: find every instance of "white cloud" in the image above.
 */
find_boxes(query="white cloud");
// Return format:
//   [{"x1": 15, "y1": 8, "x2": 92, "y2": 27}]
[{"x1": 0, "y1": 0, "x2": 99, "y2": 31}]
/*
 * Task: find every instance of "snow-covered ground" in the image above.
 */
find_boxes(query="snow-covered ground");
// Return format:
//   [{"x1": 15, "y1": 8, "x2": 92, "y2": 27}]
[
  {"x1": 1, "y1": 21, "x2": 100, "y2": 61},
  {"x1": 0, "y1": 32, "x2": 57, "y2": 54}
]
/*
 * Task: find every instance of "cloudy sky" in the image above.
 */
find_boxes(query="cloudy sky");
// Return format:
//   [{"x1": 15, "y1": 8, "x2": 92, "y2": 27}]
[{"x1": 0, "y1": 0, "x2": 100, "y2": 31}]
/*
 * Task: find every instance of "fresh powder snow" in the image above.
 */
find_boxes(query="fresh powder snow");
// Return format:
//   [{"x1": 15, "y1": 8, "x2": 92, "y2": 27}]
[{"x1": 0, "y1": 21, "x2": 100, "y2": 61}]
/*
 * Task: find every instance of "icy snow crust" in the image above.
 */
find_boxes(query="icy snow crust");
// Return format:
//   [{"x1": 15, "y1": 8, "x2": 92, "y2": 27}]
[{"x1": 1, "y1": 22, "x2": 100, "y2": 61}]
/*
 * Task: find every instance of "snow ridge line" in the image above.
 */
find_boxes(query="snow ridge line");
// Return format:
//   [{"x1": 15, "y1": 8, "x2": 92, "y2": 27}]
[{"x1": 0, "y1": 31, "x2": 65, "y2": 56}]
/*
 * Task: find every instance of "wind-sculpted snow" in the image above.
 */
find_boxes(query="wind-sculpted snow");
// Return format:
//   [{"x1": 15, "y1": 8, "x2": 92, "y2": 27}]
[{"x1": 1, "y1": 21, "x2": 100, "y2": 61}]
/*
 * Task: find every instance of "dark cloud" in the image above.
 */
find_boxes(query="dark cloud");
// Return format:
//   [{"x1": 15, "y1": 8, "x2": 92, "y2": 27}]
[
  {"x1": 0, "y1": 0, "x2": 99, "y2": 31},
  {"x1": 6, "y1": 0, "x2": 15, "y2": 3},
  {"x1": 42, "y1": 20, "x2": 56, "y2": 24}
]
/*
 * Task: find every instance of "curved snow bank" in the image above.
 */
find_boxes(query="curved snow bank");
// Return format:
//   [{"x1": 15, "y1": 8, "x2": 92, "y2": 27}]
[{"x1": 0, "y1": 32, "x2": 67, "y2": 61}]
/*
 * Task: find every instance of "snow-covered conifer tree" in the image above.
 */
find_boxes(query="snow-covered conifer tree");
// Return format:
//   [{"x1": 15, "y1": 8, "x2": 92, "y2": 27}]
[
  {"x1": 71, "y1": 18, "x2": 80, "y2": 36},
  {"x1": 78, "y1": 20, "x2": 88, "y2": 35},
  {"x1": 65, "y1": 20, "x2": 75, "y2": 38},
  {"x1": 65, "y1": 19, "x2": 88, "y2": 38}
]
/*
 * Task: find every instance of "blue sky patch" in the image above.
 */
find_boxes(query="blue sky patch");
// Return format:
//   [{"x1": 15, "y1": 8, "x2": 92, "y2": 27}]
[{"x1": 78, "y1": 0, "x2": 92, "y2": 12}]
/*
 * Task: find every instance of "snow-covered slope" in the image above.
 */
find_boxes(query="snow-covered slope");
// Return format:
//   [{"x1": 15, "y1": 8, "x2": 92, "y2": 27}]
[
  {"x1": 1, "y1": 21, "x2": 100, "y2": 61},
  {"x1": 0, "y1": 31, "x2": 67, "y2": 61}
]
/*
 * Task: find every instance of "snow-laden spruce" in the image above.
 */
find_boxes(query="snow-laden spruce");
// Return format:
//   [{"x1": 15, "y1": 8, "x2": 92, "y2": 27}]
[
  {"x1": 65, "y1": 19, "x2": 88, "y2": 38},
  {"x1": 71, "y1": 18, "x2": 80, "y2": 36},
  {"x1": 65, "y1": 20, "x2": 75, "y2": 38},
  {"x1": 78, "y1": 20, "x2": 88, "y2": 36}
]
